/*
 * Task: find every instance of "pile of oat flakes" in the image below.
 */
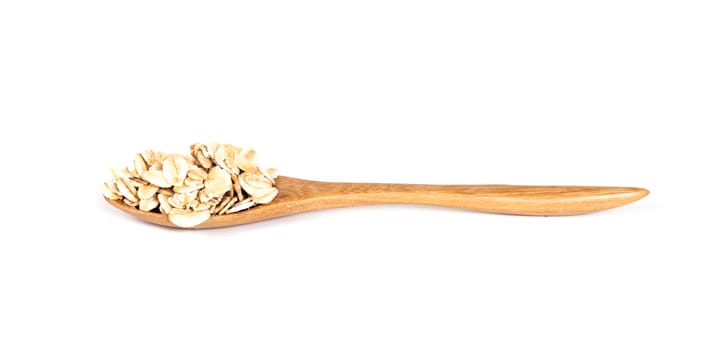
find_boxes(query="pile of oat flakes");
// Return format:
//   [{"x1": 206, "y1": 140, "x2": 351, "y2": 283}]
[{"x1": 102, "y1": 143, "x2": 278, "y2": 227}]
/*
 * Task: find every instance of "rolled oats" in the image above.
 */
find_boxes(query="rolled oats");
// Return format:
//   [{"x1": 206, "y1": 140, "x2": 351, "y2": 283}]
[
  {"x1": 139, "y1": 197, "x2": 159, "y2": 212},
  {"x1": 134, "y1": 153, "x2": 148, "y2": 176},
  {"x1": 169, "y1": 210, "x2": 211, "y2": 228},
  {"x1": 143, "y1": 169, "x2": 172, "y2": 188},
  {"x1": 204, "y1": 166, "x2": 232, "y2": 197},
  {"x1": 102, "y1": 182, "x2": 121, "y2": 200},
  {"x1": 103, "y1": 142, "x2": 280, "y2": 227},
  {"x1": 137, "y1": 184, "x2": 159, "y2": 200}
]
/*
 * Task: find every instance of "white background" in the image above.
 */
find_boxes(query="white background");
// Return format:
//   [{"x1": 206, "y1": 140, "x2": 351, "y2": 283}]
[{"x1": 1, "y1": 1, "x2": 709, "y2": 349}]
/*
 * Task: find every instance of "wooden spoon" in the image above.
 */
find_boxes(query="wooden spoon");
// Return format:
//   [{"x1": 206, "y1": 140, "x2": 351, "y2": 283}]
[{"x1": 105, "y1": 176, "x2": 649, "y2": 229}]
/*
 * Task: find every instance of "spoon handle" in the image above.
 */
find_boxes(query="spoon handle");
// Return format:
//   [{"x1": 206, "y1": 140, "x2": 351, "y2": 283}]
[{"x1": 277, "y1": 177, "x2": 648, "y2": 216}]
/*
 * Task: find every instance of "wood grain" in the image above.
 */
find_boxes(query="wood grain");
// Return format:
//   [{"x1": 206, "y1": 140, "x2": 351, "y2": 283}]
[{"x1": 105, "y1": 176, "x2": 649, "y2": 229}]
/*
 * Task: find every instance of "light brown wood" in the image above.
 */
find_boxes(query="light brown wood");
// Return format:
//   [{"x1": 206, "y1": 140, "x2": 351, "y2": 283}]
[{"x1": 105, "y1": 176, "x2": 649, "y2": 229}]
